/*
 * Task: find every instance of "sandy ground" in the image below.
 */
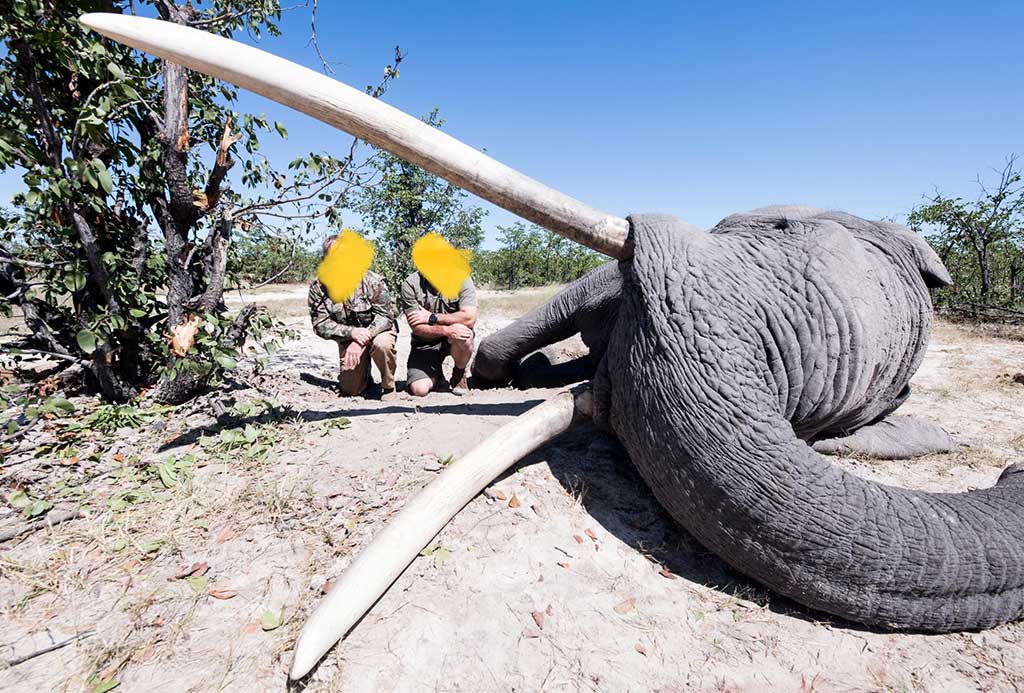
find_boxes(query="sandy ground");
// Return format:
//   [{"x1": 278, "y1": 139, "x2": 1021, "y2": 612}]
[{"x1": 1, "y1": 287, "x2": 1023, "y2": 692}]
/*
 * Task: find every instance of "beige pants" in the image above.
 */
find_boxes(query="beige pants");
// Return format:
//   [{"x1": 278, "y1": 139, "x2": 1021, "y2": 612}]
[{"x1": 338, "y1": 332, "x2": 397, "y2": 395}]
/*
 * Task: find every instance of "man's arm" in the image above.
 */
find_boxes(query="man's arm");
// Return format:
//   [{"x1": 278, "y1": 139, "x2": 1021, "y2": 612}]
[
  {"x1": 434, "y1": 307, "x2": 477, "y2": 329},
  {"x1": 308, "y1": 282, "x2": 353, "y2": 341},
  {"x1": 366, "y1": 278, "x2": 397, "y2": 338},
  {"x1": 399, "y1": 274, "x2": 442, "y2": 340},
  {"x1": 436, "y1": 278, "x2": 478, "y2": 328},
  {"x1": 408, "y1": 322, "x2": 450, "y2": 341}
]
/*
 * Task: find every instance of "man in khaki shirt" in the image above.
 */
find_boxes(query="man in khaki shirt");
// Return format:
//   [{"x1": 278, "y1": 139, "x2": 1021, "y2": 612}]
[
  {"x1": 398, "y1": 270, "x2": 477, "y2": 396},
  {"x1": 308, "y1": 236, "x2": 398, "y2": 399}
]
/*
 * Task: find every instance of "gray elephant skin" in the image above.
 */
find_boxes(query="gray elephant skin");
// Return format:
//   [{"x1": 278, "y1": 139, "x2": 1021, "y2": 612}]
[{"x1": 474, "y1": 206, "x2": 1024, "y2": 632}]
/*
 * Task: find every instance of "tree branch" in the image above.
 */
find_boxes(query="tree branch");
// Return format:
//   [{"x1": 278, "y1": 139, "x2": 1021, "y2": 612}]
[
  {"x1": 201, "y1": 117, "x2": 243, "y2": 211},
  {"x1": 7, "y1": 36, "x2": 63, "y2": 167}
]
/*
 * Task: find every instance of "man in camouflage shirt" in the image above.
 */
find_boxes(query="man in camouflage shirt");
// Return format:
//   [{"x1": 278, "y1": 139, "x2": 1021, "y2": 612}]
[{"x1": 308, "y1": 236, "x2": 398, "y2": 399}]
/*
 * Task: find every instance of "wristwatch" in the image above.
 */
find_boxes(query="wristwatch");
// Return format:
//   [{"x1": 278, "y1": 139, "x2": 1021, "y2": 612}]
[{"x1": 428, "y1": 313, "x2": 438, "y2": 326}]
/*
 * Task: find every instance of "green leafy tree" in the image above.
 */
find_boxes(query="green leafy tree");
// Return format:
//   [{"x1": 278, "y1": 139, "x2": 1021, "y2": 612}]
[
  {"x1": 227, "y1": 224, "x2": 320, "y2": 287},
  {"x1": 0, "y1": 1, "x2": 401, "y2": 402},
  {"x1": 473, "y1": 222, "x2": 606, "y2": 289},
  {"x1": 355, "y1": 109, "x2": 486, "y2": 290},
  {"x1": 908, "y1": 156, "x2": 1024, "y2": 313}
]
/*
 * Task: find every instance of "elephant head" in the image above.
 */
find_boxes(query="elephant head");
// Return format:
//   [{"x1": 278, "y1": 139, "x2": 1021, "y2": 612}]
[{"x1": 81, "y1": 14, "x2": 1024, "y2": 680}]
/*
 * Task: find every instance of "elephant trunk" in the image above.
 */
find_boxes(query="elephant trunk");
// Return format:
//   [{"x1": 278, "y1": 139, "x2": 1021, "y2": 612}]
[{"x1": 473, "y1": 262, "x2": 622, "y2": 383}]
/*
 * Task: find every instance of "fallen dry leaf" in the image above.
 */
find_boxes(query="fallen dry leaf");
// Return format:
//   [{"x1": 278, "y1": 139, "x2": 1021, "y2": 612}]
[
  {"x1": 572, "y1": 534, "x2": 584, "y2": 544},
  {"x1": 522, "y1": 628, "x2": 542, "y2": 639},
  {"x1": 658, "y1": 566, "x2": 678, "y2": 580},
  {"x1": 584, "y1": 528, "x2": 597, "y2": 541},
  {"x1": 531, "y1": 611, "x2": 545, "y2": 630},
  {"x1": 613, "y1": 597, "x2": 636, "y2": 615},
  {"x1": 557, "y1": 561, "x2": 570, "y2": 569},
  {"x1": 208, "y1": 588, "x2": 238, "y2": 600},
  {"x1": 59, "y1": 456, "x2": 79, "y2": 466},
  {"x1": 240, "y1": 622, "x2": 261, "y2": 634},
  {"x1": 135, "y1": 644, "x2": 156, "y2": 663},
  {"x1": 635, "y1": 643, "x2": 647, "y2": 656},
  {"x1": 112, "y1": 453, "x2": 124, "y2": 463},
  {"x1": 491, "y1": 489, "x2": 507, "y2": 501},
  {"x1": 321, "y1": 579, "x2": 336, "y2": 595},
  {"x1": 508, "y1": 494, "x2": 520, "y2": 508},
  {"x1": 174, "y1": 562, "x2": 209, "y2": 579},
  {"x1": 214, "y1": 526, "x2": 236, "y2": 544}
]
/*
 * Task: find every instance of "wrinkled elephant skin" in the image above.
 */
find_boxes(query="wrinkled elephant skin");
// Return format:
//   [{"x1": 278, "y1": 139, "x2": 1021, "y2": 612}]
[{"x1": 475, "y1": 207, "x2": 1024, "y2": 632}]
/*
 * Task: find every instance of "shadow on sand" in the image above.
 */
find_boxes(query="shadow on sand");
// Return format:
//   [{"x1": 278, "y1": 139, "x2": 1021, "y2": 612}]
[{"x1": 536, "y1": 423, "x2": 874, "y2": 632}]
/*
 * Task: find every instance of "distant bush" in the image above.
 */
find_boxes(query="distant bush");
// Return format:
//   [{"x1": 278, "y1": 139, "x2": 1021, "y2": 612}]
[
  {"x1": 473, "y1": 222, "x2": 606, "y2": 289},
  {"x1": 228, "y1": 233, "x2": 319, "y2": 287},
  {"x1": 908, "y1": 156, "x2": 1024, "y2": 322}
]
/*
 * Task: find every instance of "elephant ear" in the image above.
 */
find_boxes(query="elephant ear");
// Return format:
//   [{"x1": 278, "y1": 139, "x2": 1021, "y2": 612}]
[
  {"x1": 877, "y1": 220, "x2": 954, "y2": 288},
  {"x1": 819, "y1": 212, "x2": 953, "y2": 289}
]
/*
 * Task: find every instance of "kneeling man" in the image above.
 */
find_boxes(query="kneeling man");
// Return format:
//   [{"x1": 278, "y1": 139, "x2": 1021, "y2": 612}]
[
  {"x1": 400, "y1": 269, "x2": 477, "y2": 396},
  {"x1": 308, "y1": 236, "x2": 398, "y2": 399}
]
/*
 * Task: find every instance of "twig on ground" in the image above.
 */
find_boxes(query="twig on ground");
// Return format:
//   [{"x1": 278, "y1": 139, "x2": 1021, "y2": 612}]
[
  {"x1": 0, "y1": 507, "x2": 83, "y2": 543},
  {"x1": 5, "y1": 629, "x2": 94, "y2": 667}
]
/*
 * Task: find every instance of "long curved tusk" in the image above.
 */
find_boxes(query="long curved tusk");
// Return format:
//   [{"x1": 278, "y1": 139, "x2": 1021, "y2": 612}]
[
  {"x1": 289, "y1": 389, "x2": 590, "y2": 680},
  {"x1": 78, "y1": 13, "x2": 629, "y2": 259}
]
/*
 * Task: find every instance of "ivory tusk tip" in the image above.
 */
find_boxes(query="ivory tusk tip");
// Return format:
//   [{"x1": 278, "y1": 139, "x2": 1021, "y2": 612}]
[
  {"x1": 79, "y1": 12, "x2": 125, "y2": 33},
  {"x1": 288, "y1": 641, "x2": 318, "y2": 681}
]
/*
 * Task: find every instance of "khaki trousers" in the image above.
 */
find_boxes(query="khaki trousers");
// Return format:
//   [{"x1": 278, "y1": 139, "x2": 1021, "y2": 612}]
[{"x1": 338, "y1": 332, "x2": 397, "y2": 395}]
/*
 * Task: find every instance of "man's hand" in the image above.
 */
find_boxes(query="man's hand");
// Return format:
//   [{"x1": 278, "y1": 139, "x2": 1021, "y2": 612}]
[
  {"x1": 406, "y1": 308, "x2": 431, "y2": 327},
  {"x1": 350, "y1": 327, "x2": 371, "y2": 346},
  {"x1": 342, "y1": 340, "x2": 365, "y2": 370},
  {"x1": 445, "y1": 323, "x2": 473, "y2": 342}
]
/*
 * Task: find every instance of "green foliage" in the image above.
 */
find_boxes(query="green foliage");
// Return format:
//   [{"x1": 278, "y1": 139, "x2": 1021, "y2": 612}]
[
  {"x1": 908, "y1": 157, "x2": 1024, "y2": 314},
  {"x1": 68, "y1": 402, "x2": 173, "y2": 433},
  {"x1": 6, "y1": 488, "x2": 52, "y2": 519},
  {"x1": 152, "y1": 453, "x2": 195, "y2": 490},
  {"x1": 201, "y1": 421, "x2": 279, "y2": 462},
  {"x1": 355, "y1": 109, "x2": 486, "y2": 290},
  {"x1": 0, "y1": 1, "x2": 398, "y2": 403},
  {"x1": 473, "y1": 222, "x2": 606, "y2": 289},
  {"x1": 1, "y1": 383, "x2": 77, "y2": 464},
  {"x1": 228, "y1": 232, "x2": 319, "y2": 286},
  {"x1": 261, "y1": 608, "x2": 285, "y2": 631}
]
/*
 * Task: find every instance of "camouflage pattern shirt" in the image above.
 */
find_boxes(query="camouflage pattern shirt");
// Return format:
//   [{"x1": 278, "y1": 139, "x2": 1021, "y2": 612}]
[{"x1": 308, "y1": 270, "x2": 397, "y2": 342}]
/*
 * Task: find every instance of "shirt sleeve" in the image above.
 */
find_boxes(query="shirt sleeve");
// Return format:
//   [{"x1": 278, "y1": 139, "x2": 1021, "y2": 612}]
[
  {"x1": 398, "y1": 275, "x2": 419, "y2": 316},
  {"x1": 367, "y1": 276, "x2": 396, "y2": 337},
  {"x1": 459, "y1": 277, "x2": 478, "y2": 308},
  {"x1": 308, "y1": 281, "x2": 352, "y2": 341}
]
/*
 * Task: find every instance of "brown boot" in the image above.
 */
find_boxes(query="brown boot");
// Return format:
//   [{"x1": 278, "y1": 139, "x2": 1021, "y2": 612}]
[{"x1": 450, "y1": 367, "x2": 469, "y2": 396}]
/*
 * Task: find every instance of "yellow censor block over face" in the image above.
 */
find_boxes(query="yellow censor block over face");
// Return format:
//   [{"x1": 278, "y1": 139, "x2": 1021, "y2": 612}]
[
  {"x1": 412, "y1": 232, "x2": 472, "y2": 300},
  {"x1": 317, "y1": 229, "x2": 374, "y2": 303}
]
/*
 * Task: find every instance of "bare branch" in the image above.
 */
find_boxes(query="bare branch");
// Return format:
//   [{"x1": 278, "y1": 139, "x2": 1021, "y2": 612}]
[{"x1": 308, "y1": 0, "x2": 337, "y2": 74}]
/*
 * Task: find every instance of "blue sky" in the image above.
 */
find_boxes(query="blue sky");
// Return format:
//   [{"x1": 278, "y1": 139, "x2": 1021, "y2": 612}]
[{"x1": 7, "y1": 1, "x2": 1024, "y2": 248}]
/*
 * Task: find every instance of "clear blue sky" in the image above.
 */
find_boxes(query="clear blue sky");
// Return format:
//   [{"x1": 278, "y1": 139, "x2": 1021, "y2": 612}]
[{"x1": 8, "y1": 1, "x2": 1024, "y2": 248}]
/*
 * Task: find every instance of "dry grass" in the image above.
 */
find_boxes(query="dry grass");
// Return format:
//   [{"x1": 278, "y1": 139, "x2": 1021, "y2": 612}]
[{"x1": 477, "y1": 284, "x2": 565, "y2": 316}]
